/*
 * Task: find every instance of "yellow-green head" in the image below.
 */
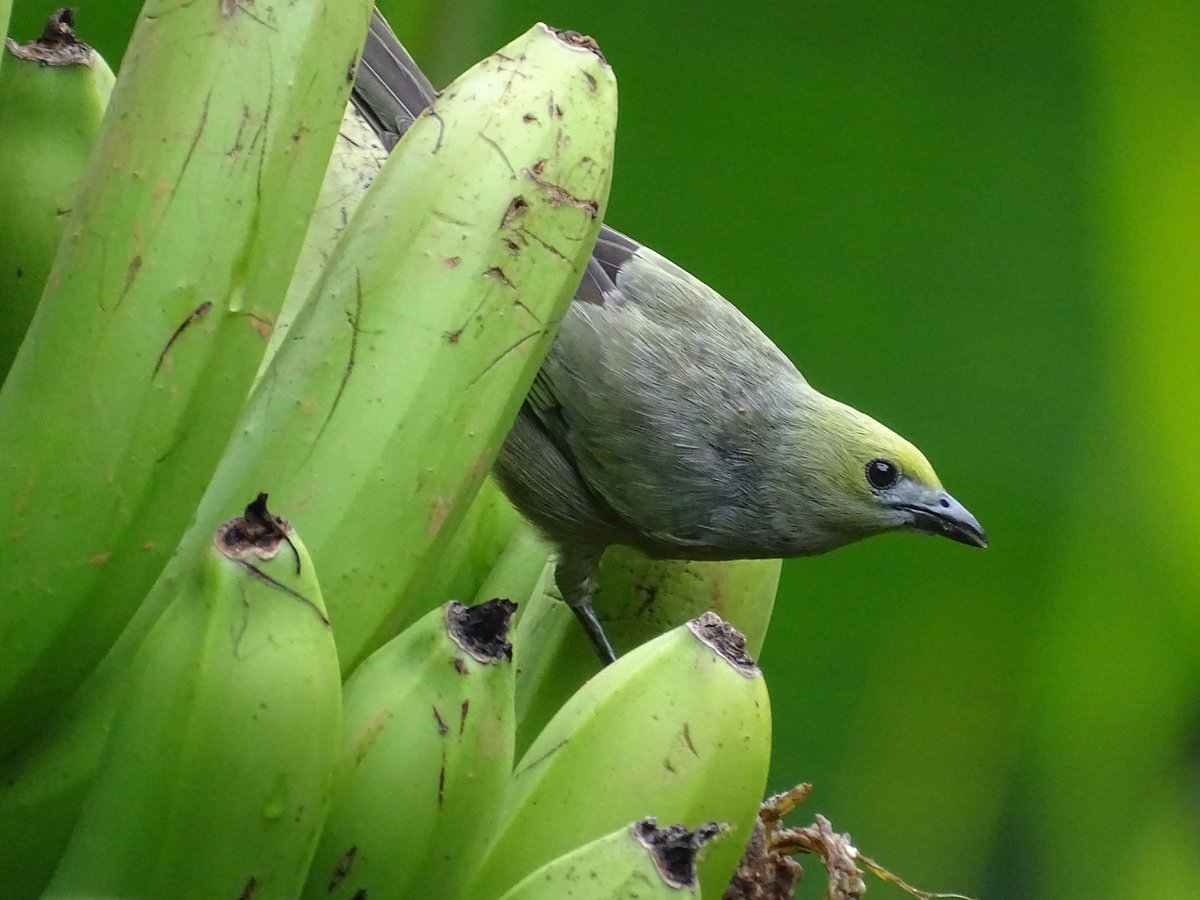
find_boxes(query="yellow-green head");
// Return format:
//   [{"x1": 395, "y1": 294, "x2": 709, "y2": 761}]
[{"x1": 781, "y1": 394, "x2": 987, "y2": 554}]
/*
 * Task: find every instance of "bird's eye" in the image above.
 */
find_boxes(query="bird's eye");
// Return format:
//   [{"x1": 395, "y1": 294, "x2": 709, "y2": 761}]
[{"x1": 865, "y1": 459, "x2": 900, "y2": 490}]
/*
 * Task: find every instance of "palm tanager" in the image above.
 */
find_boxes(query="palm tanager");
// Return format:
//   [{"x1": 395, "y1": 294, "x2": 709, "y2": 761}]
[{"x1": 351, "y1": 10, "x2": 987, "y2": 663}]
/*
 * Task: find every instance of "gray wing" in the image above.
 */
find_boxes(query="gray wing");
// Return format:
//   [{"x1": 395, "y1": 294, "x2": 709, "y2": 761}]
[{"x1": 526, "y1": 235, "x2": 808, "y2": 552}]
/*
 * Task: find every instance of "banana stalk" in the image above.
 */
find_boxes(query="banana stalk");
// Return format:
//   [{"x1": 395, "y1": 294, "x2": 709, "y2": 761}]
[
  {"x1": 303, "y1": 599, "x2": 517, "y2": 900},
  {"x1": 43, "y1": 496, "x2": 341, "y2": 900},
  {"x1": 474, "y1": 612, "x2": 772, "y2": 900},
  {"x1": 513, "y1": 553, "x2": 781, "y2": 758},
  {"x1": 0, "y1": 0, "x2": 372, "y2": 757},
  {"x1": 496, "y1": 819, "x2": 720, "y2": 900},
  {"x1": 0, "y1": 9, "x2": 113, "y2": 381}
]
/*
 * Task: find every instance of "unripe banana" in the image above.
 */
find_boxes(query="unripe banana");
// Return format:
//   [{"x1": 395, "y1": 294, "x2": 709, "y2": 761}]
[
  {"x1": 513, "y1": 553, "x2": 780, "y2": 758},
  {"x1": 0, "y1": 102, "x2": 388, "y2": 892},
  {"x1": 0, "y1": 23, "x2": 615, "y2": 874},
  {"x1": 0, "y1": 8, "x2": 113, "y2": 380},
  {"x1": 0, "y1": 0, "x2": 372, "y2": 758},
  {"x1": 182, "y1": 20, "x2": 617, "y2": 675},
  {"x1": 497, "y1": 818, "x2": 721, "y2": 900},
  {"x1": 303, "y1": 599, "x2": 517, "y2": 900},
  {"x1": 474, "y1": 612, "x2": 772, "y2": 900},
  {"x1": 0, "y1": 28, "x2": 118, "y2": 888},
  {"x1": 43, "y1": 496, "x2": 341, "y2": 900}
]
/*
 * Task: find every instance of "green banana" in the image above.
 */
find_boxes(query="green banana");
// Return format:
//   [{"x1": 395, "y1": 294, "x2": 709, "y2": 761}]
[
  {"x1": 303, "y1": 598, "x2": 517, "y2": 900},
  {"x1": 496, "y1": 818, "x2": 721, "y2": 900},
  {"x1": 474, "y1": 612, "x2": 772, "y2": 900},
  {"x1": 513, "y1": 553, "x2": 781, "y2": 758},
  {"x1": 0, "y1": 22, "x2": 615, "y2": 877},
  {"x1": 178, "y1": 20, "x2": 617, "y2": 676},
  {"x1": 43, "y1": 496, "x2": 341, "y2": 900},
  {"x1": 0, "y1": 9, "x2": 114, "y2": 381},
  {"x1": 0, "y1": 0, "x2": 372, "y2": 757}
]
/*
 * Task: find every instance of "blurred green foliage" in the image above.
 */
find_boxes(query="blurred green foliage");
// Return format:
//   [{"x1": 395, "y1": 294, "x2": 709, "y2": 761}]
[{"x1": 9, "y1": 0, "x2": 1197, "y2": 896}]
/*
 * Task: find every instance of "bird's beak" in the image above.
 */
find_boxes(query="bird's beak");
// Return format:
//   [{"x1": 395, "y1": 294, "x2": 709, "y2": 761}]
[{"x1": 894, "y1": 485, "x2": 988, "y2": 549}]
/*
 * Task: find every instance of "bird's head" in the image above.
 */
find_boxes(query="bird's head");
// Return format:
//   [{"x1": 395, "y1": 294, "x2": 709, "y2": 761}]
[{"x1": 788, "y1": 396, "x2": 988, "y2": 551}]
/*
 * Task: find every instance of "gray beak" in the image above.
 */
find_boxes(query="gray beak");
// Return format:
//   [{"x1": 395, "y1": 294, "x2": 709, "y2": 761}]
[{"x1": 897, "y1": 489, "x2": 988, "y2": 549}]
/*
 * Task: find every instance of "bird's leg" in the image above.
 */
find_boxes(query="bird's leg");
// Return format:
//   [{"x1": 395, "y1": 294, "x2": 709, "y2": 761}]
[{"x1": 555, "y1": 549, "x2": 617, "y2": 665}]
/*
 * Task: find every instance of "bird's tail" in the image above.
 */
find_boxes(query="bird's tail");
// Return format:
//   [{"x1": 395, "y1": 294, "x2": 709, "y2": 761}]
[{"x1": 351, "y1": 9, "x2": 438, "y2": 150}]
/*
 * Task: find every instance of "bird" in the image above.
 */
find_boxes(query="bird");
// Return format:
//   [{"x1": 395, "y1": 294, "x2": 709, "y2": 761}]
[{"x1": 351, "y1": 10, "x2": 987, "y2": 664}]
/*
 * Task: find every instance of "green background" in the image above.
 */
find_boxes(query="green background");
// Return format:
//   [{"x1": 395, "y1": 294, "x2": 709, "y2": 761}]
[{"x1": 9, "y1": 1, "x2": 1197, "y2": 896}]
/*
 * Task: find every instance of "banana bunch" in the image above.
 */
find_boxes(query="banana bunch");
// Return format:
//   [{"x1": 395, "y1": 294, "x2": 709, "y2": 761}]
[
  {"x1": 0, "y1": 6, "x2": 791, "y2": 899},
  {"x1": 477, "y1": 611, "x2": 772, "y2": 900},
  {"x1": 298, "y1": 596, "x2": 769, "y2": 900},
  {"x1": 0, "y1": 0, "x2": 373, "y2": 758}
]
